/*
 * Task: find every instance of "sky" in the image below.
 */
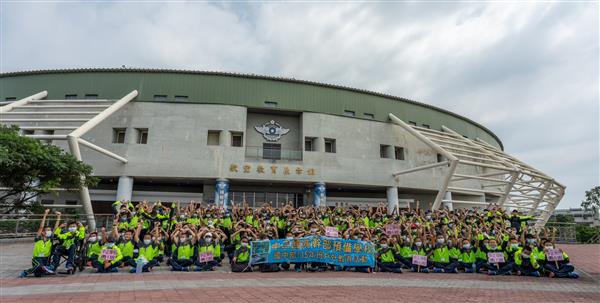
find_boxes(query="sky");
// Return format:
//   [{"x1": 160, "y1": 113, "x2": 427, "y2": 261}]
[{"x1": 1, "y1": 1, "x2": 598, "y2": 209}]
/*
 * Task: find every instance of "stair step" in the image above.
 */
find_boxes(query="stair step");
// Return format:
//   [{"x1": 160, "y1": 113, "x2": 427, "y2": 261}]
[
  {"x1": 18, "y1": 105, "x2": 110, "y2": 108},
  {"x1": 2, "y1": 111, "x2": 101, "y2": 115}
]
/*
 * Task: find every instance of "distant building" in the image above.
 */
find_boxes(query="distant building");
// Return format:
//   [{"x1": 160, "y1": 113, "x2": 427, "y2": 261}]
[{"x1": 552, "y1": 208, "x2": 600, "y2": 227}]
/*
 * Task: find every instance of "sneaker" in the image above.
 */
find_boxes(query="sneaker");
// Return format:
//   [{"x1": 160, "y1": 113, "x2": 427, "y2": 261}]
[
  {"x1": 421, "y1": 268, "x2": 429, "y2": 273},
  {"x1": 129, "y1": 268, "x2": 137, "y2": 274},
  {"x1": 110, "y1": 267, "x2": 119, "y2": 273},
  {"x1": 295, "y1": 267, "x2": 302, "y2": 273},
  {"x1": 194, "y1": 267, "x2": 204, "y2": 272},
  {"x1": 19, "y1": 271, "x2": 27, "y2": 278},
  {"x1": 531, "y1": 271, "x2": 541, "y2": 277},
  {"x1": 488, "y1": 271, "x2": 497, "y2": 275},
  {"x1": 411, "y1": 267, "x2": 417, "y2": 272},
  {"x1": 183, "y1": 266, "x2": 190, "y2": 272},
  {"x1": 433, "y1": 268, "x2": 444, "y2": 273},
  {"x1": 42, "y1": 266, "x2": 54, "y2": 274},
  {"x1": 569, "y1": 272, "x2": 579, "y2": 279},
  {"x1": 450, "y1": 268, "x2": 458, "y2": 274},
  {"x1": 465, "y1": 269, "x2": 473, "y2": 273}
]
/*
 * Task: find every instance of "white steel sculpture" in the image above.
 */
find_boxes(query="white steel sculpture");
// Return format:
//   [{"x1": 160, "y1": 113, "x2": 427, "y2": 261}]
[
  {"x1": 0, "y1": 90, "x2": 138, "y2": 229},
  {"x1": 389, "y1": 113, "x2": 564, "y2": 228}
]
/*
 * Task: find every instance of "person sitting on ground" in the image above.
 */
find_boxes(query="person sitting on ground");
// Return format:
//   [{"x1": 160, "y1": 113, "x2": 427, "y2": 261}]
[
  {"x1": 94, "y1": 236, "x2": 123, "y2": 273},
  {"x1": 20, "y1": 209, "x2": 56, "y2": 278}
]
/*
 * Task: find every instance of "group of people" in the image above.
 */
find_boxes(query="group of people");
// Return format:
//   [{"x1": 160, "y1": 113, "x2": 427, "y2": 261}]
[{"x1": 21, "y1": 200, "x2": 579, "y2": 279}]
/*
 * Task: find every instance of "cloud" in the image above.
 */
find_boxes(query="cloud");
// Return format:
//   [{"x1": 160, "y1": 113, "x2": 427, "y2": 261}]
[{"x1": 1, "y1": 1, "x2": 597, "y2": 208}]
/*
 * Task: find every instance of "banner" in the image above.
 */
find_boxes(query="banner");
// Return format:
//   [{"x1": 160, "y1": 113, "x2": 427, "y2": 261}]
[
  {"x1": 199, "y1": 252, "x2": 214, "y2": 263},
  {"x1": 412, "y1": 255, "x2": 428, "y2": 266},
  {"x1": 250, "y1": 236, "x2": 375, "y2": 267}
]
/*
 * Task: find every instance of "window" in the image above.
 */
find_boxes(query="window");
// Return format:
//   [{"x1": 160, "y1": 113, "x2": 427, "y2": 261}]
[
  {"x1": 394, "y1": 146, "x2": 405, "y2": 160},
  {"x1": 324, "y1": 138, "x2": 336, "y2": 153},
  {"x1": 153, "y1": 95, "x2": 168, "y2": 101},
  {"x1": 408, "y1": 121, "x2": 417, "y2": 126},
  {"x1": 437, "y1": 153, "x2": 444, "y2": 162},
  {"x1": 65, "y1": 94, "x2": 77, "y2": 99},
  {"x1": 22, "y1": 129, "x2": 34, "y2": 136},
  {"x1": 41, "y1": 199, "x2": 54, "y2": 205},
  {"x1": 112, "y1": 128, "x2": 126, "y2": 144},
  {"x1": 174, "y1": 95, "x2": 188, "y2": 101},
  {"x1": 231, "y1": 132, "x2": 243, "y2": 147},
  {"x1": 343, "y1": 110, "x2": 355, "y2": 117},
  {"x1": 380, "y1": 144, "x2": 391, "y2": 158},
  {"x1": 5, "y1": 97, "x2": 16, "y2": 101},
  {"x1": 264, "y1": 101, "x2": 278, "y2": 108},
  {"x1": 305, "y1": 137, "x2": 316, "y2": 152},
  {"x1": 364, "y1": 113, "x2": 374, "y2": 119},
  {"x1": 136, "y1": 128, "x2": 148, "y2": 144},
  {"x1": 207, "y1": 130, "x2": 220, "y2": 146},
  {"x1": 84, "y1": 94, "x2": 98, "y2": 99},
  {"x1": 263, "y1": 143, "x2": 281, "y2": 160},
  {"x1": 422, "y1": 124, "x2": 430, "y2": 129}
]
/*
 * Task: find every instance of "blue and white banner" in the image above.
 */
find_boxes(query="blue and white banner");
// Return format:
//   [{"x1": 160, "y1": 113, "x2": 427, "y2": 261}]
[{"x1": 250, "y1": 236, "x2": 376, "y2": 267}]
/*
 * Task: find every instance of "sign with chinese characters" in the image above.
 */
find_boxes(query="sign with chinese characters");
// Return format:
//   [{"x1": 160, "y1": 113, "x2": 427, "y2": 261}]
[
  {"x1": 254, "y1": 120, "x2": 290, "y2": 141},
  {"x1": 487, "y1": 252, "x2": 505, "y2": 264},
  {"x1": 250, "y1": 236, "x2": 375, "y2": 267},
  {"x1": 412, "y1": 255, "x2": 428, "y2": 267},
  {"x1": 384, "y1": 224, "x2": 401, "y2": 236},
  {"x1": 229, "y1": 163, "x2": 317, "y2": 177},
  {"x1": 546, "y1": 249, "x2": 564, "y2": 261},
  {"x1": 101, "y1": 249, "x2": 117, "y2": 261},
  {"x1": 199, "y1": 252, "x2": 214, "y2": 263},
  {"x1": 325, "y1": 226, "x2": 339, "y2": 238}
]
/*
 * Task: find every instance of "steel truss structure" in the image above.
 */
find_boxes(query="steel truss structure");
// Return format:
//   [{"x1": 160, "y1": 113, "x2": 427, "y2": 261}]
[
  {"x1": 0, "y1": 91, "x2": 138, "y2": 229},
  {"x1": 389, "y1": 113, "x2": 564, "y2": 228}
]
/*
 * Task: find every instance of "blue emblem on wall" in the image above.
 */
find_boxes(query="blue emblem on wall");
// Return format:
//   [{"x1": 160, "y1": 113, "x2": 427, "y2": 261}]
[{"x1": 254, "y1": 120, "x2": 290, "y2": 141}]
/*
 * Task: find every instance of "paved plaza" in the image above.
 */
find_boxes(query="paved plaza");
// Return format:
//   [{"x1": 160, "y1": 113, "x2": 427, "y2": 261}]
[{"x1": 1, "y1": 241, "x2": 599, "y2": 302}]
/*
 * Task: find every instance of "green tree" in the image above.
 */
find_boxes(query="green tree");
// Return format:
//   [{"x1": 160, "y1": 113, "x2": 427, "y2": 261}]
[
  {"x1": 0, "y1": 125, "x2": 98, "y2": 213},
  {"x1": 581, "y1": 186, "x2": 600, "y2": 215}
]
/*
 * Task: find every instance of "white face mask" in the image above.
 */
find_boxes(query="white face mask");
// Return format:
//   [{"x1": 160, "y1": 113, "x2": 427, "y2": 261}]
[
  {"x1": 180, "y1": 238, "x2": 187, "y2": 243},
  {"x1": 437, "y1": 239, "x2": 445, "y2": 244},
  {"x1": 89, "y1": 236, "x2": 97, "y2": 242},
  {"x1": 286, "y1": 237, "x2": 294, "y2": 240},
  {"x1": 45, "y1": 231, "x2": 52, "y2": 237},
  {"x1": 241, "y1": 243, "x2": 248, "y2": 247},
  {"x1": 68, "y1": 227, "x2": 77, "y2": 233},
  {"x1": 310, "y1": 228, "x2": 318, "y2": 233},
  {"x1": 545, "y1": 245, "x2": 554, "y2": 250},
  {"x1": 144, "y1": 239, "x2": 152, "y2": 245},
  {"x1": 415, "y1": 242, "x2": 422, "y2": 247},
  {"x1": 204, "y1": 237, "x2": 212, "y2": 243},
  {"x1": 106, "y1": 243, "x2": 115, "y2": 248}
]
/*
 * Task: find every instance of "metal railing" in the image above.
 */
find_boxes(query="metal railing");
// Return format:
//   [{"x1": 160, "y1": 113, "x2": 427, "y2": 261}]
[
  {"x1": 245, "y1": 146, "x2": 303, "y2": 161},
  {"x1": 544, "y1": 221, "x2": 577, "y2": 243},
  {"x1": 0, "y1": 213, "x2": 115, "y2": 238}
]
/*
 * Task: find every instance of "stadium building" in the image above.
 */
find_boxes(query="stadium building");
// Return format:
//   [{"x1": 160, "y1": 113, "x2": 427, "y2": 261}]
[{"x1": 0, "y1": 68, "x2": 564, "y2": 229}]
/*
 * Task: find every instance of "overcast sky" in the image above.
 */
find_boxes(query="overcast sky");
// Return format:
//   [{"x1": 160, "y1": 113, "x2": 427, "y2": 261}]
[{"x1": 1, "y1": 1, "x2": 598, "y2": 209}]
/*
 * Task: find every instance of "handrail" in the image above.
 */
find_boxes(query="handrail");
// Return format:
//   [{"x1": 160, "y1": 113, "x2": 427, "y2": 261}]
[{"x1": 0, "y1": 91, "x2": 47, "y2": 114}]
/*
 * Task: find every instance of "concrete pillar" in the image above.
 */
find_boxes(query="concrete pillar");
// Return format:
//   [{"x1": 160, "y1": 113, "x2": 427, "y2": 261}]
[
  {"x1": 215, "y1": 178, "x2": 230, "y2": 209},
  {"x1": 442, "y1": 191, "x2": 453, "y2": 211},
  {"x1": 313, "y1": 182, "x2": 326, "y2": 207},
  {"x1": 386, "y1": 186, "x2": 399, "y2": 215},
  {"x1": 116, "y1": 176, "x2": 134, "y2": 202}
]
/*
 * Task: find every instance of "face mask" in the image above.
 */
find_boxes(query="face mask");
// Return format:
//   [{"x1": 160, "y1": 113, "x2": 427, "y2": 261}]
[
  {"x1": 310, "y1": 228, "x2": 318, "y2": 233},
  {"x1": 241, "y1": 243, "x2": 248, "y2": 247},
  {"x1": 68, "y1": 227, "x2": 77, "y2": 233},
  {"x1": 463, "y1": 244, "x2": 471, "y2": 249},
  {"x1": 490, "y1": 245, "x2": 497, "y2": 250},
  {"x1": 106, "y1": 243, "x2": 115, "y2": 248},
  {"x1": 204, "y1": 237, "x2": 212, "y2": 243},
  {"x1": 511, "y1": 244, "x2": 519, "y2": 249},
  {"x1": 522, "y1": 253, "x2": 530, "y2": 259},
  {"x1": 437, "y1": 239, "x2": 445, "y2": 244},
  {"x1": 415, "y1": 242, "x2": 422, "y2": 247},
  {"x1": 286, "y1": 237, "x2": 294, "y2": 240},
  {"x1": 545, "y1": 245, "x2": 554, "y2": 250},
  {"x1": 89, "y1": 236, "x2": 97, "y2": 242},
  {"x1": 180, "y1": 238, "x2": 187, "y2": 243},
  {"x1": 144, "y1": 239, "x2": 152, "y2": 245},
  {"x1": 45, "y1": 231, "x2": 52, "y2": 237},
  {"x1": 380, "y1": 244, "x2": 388, "y2": 248},
  {"x1": 120, "y1": 218, "x2": 128, "y2": 222}
]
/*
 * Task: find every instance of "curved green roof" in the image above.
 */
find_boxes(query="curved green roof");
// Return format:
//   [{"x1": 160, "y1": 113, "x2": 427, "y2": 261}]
[{"x1": 0, "y1": 68, "x2": 502, "y2": 149}]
